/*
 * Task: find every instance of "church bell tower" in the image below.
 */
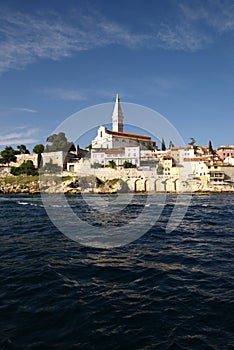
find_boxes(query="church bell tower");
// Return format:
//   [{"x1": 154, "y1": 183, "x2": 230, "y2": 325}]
[{"x1": 112, "y1": 94, "x2": 124, "y2": 132}]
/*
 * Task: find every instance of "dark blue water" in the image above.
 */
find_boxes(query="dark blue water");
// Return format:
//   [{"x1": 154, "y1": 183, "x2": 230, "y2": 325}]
[{"x1": 0, "y1": 194, "x2": 233, "y2": 349}]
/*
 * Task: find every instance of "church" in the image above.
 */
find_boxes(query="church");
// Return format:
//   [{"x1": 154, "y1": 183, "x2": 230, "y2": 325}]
[{"x1": 91, "y1": 94, "x2": 156, "y2": 150}]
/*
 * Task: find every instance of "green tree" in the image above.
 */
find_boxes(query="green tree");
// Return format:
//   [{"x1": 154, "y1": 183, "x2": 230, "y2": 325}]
[
  {"x1": 45, "y1": 132, "x2": 75, "y2": 152},
  {"x1": 123, "y1": 161, "x2": 136, "y2": 168},
  {"x1": 169, "y1": 140, "x2": 175, "y2": 149},
  {"x1": 161, "y1": 138, "x2": 166, "y2": 151},
  {"x1": 208, "y1": 140, "x2": 214, "y2": 154},
  {"x1": 33, "y1": 144, "x2": 45, "y2": 154},
  {"x1": 33, "y1": 144, "x2": 45, "y2": 168},
  {"x1": 17, "y1": 144, "x2": 30, "y2": 154},
  {"x1": 188, "y1": 138, "x2": 198, "y2": 152},
  {"x1": 11, "y1": 160, "x2": 38, "y2": 176},
  {"x1": 108, "y1": 160, "x2": 116, "y2": 169},
  {"x1": 188, "y1": 138, "x2": 196, "y2": 147},
  {"x1": 0, "y1": 146, "x2": 17, "y2": 166}
]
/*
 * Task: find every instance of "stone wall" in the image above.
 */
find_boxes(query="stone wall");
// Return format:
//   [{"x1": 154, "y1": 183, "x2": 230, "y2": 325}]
[{"x1": 10, "y1": 154, "x2": 38, "y2": 167}]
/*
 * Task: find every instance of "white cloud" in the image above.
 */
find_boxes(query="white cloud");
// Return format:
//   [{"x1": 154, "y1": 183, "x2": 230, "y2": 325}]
[
  {"x1": 0, "y1": 107, "x2": 38, "y2": 117},
  {"x1": 155, "y1": 0, "x2": 234, "y2": 51},
  {"x1": 156, "y1": 23, "x2": 210, "y2": 51},
  {"x1": 0, "y1": 127, "x2": 39, "y2": 145},
  {"x1": 180, "y1": 1, "x2": 234, "y2": 33},
  {"x1": 43, "y1": 87, "x2": 128, "y2": 101},
  {"x1": 44, "y1": 88, "x2": 87, "y2": 101},
  {"x1": 0, "y1": 10, "x2": 149, "y2": 74},
  {"x1": 0, "y1": 138, "x2": 38, "y2": 146},
  {"x1": 0, "y1": 2, "x2": 233, "y2": 74},
  {"x1": 151, "y1": 77, "x2": 183, "y2": 93},
  {"x1": 11, "y1": 108, "x2": 37, "y2": 113}
]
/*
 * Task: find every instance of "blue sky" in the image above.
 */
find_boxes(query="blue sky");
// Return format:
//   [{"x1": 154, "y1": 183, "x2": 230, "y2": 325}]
[{"x1": 0, "y1": 0, "x2": 233, "y2": 150}]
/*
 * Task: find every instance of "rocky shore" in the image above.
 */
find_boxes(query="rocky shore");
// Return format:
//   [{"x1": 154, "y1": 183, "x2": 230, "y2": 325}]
[
  {"x1": 0, "y1": 175, "x2": 234, "y2": 194},
  {"x1": 0, "y1": 178, "x2": 40, "y2": 194},
  {"x1": 0, "y1": 176, "x2": 120, "y2": 194}
]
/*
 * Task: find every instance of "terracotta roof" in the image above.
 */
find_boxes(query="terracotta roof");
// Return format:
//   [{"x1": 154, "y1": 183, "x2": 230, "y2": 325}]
[
  {"x1": 170, "y1": 146, "x2": 194, "y2": 151},
  {"x1": 106, "y1": 129, "x2": 154, "y2": 142},
  {"x1": 217, "y1": 145, "x2": 234, "y2": 150},
  {"x1": 93, "y1": 149, "x2": 125, "y2": 154},
  {"x1": 183, "y1": 157, "x2": 206, "y2": 161}
]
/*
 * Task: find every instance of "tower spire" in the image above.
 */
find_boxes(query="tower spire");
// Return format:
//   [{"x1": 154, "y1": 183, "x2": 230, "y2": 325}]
[{"x1": 112, "y1": 93, "x2": 124, "y2": 132}]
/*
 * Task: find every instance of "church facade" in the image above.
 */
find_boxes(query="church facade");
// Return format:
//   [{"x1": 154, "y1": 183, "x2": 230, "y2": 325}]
[{"x1": 91, "y1": 94, "x2": 156, "y2": 150}]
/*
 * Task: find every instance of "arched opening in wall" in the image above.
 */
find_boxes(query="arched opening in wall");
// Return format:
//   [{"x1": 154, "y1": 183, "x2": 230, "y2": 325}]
[
  {"x1": 154, "y1": 179, "x2": 158, "y2": 192},
  {"x1": 135, "y1": 179, "x2": 144, "y2": 192},
  {"x1": 145, "y1": 179, "x2": 150, "y2": 192},
  {"x1": 125, "y1": 179, "x2": 132, "y2": 192},
  {"x1": 163, "y1": 179, "x2": 167, "y2": 192},
  {"x1": 174, "y1": 179, "x2": 179, "y2": 192}
]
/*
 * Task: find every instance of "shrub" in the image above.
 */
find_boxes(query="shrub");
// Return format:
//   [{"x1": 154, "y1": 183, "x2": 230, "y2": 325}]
[
  {"x1": 123, "y1": 161, "x2": 136, "y2": 168},
  {"x1": 11, "y1": 160, "x2": 38, "y2": 176}
]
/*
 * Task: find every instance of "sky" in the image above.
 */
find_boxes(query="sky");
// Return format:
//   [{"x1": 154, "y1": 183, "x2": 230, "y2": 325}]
[{"x1": 0, "y1": 0, "x2": 233, "y2": 151}]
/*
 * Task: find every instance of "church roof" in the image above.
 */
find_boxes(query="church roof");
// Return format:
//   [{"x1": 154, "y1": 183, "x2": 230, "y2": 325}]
[{"x1": 106, "y1": 129, "x2": 154, "y2": 142}]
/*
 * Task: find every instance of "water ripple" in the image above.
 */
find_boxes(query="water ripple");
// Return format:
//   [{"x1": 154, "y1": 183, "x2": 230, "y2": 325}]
[{"x1": 0, "y1": 194, "x2": 233, "y2": 349}]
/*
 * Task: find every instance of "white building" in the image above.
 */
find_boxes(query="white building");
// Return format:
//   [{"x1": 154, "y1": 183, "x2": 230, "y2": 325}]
[
  {"x1": 92, "y1": 94, "x2": 156, "y2": 150},
  {"x1": 91, "y1": 146, "x2": 140, "y2": 167},
  {"x1": 170, "y1": 147, "x2": 195, "y2": 165}
]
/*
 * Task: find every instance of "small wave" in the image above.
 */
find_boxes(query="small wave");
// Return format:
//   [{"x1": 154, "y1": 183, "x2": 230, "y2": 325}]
[{"x1": 17, "y1": 201, "x2": 29, "y2": 205}]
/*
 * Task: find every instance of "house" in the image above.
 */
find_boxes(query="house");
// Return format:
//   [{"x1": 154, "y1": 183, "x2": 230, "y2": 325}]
[
  {"x1": 170, "y1": 146, "x2": 195, "y2": 165},
  {"x1": 91, "y1": 146, "x2": 140, "y2": 167},
  {"x1": 217, "y1": 145, "x2": 234, "y2": 160}
]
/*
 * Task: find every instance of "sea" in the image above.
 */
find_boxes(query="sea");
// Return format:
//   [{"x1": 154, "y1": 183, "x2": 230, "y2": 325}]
[{"x1": 0, "y1": 193, "x2": 233, "y2": 350}]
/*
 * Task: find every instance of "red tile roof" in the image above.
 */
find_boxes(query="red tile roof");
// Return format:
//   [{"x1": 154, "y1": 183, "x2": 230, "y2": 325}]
[
  {"x1": 93, "y1": 149, "x2": 125, "y2": 154},
  {"x1": 106, "y1": 129, "x2": 154, "y2": 142}
]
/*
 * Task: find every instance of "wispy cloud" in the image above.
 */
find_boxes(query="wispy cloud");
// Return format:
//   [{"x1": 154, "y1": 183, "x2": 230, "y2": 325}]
[
  {"x1": 0, "y1": 107, "x2": 38, "y2": 117},
  {"x1": 0, "y1": 2, "x2": 233, "y2": 73},
  {"x1": 11, "y1": 107, "x2": 37, "y2": 113},
  {"x1": 155, "y1": 0, "x2": 234, "y2": 51},
  {"x1": 43, "y1": 87, "x2": 128, "y2": 101},
  {"x1": 44, "y1": 88, "x2": 87, "y2": 101},
  {"x1": 156, "y1": 23, "x2": 211, "y2": 51},
  {"x1": 180, "y1": 1, "x2": 234, "y2": 33},
  {"x1": 0, "y1": 10, "x2": 149, "y2": 74},
  {"x1": 150, "y1": 77, "x2": 184, "y2": 96},
  {"x1": 0, "y1": 127, "x2": 39, "y2": 145}
]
